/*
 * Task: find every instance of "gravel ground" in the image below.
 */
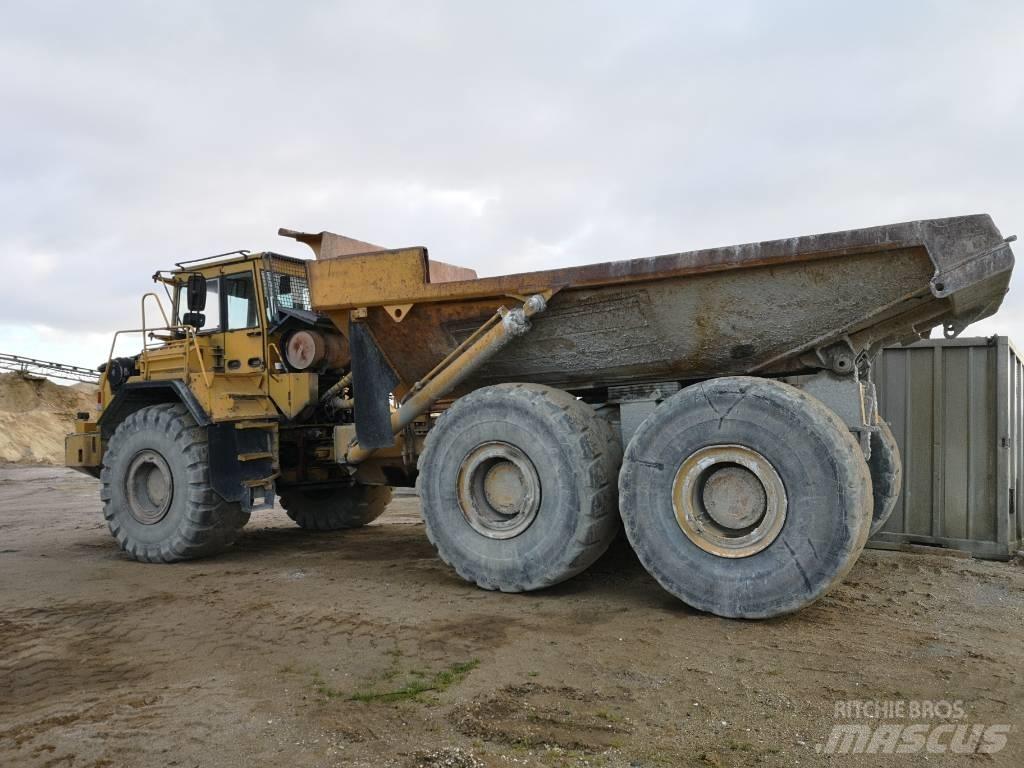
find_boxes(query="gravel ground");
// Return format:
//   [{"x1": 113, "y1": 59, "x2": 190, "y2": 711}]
[{"x1": 0, "y1": 464, "x2": 1021, "y2": 767}]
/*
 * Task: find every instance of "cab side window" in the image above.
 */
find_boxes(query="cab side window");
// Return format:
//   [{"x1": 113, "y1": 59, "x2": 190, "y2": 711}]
[{"x1": 223, "y1": 272, "x2": 258, "y2": 330}]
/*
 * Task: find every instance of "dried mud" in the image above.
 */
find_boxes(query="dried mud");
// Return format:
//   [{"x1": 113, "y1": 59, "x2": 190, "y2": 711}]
[{"x1": 0, "y1": 466, "x2": 1021, "y2": 767}]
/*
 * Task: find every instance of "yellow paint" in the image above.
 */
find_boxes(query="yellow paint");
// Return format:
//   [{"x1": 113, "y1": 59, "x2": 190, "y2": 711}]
[
  {"x1": 309, "y1": 248, "x2": 429, "y2": 310},
  {"x1": 269, "y1": 372, "x2": 318, "y2": 419},
  {"x1": 65, "y1": 431, "x2": 103, "y2": 470}
]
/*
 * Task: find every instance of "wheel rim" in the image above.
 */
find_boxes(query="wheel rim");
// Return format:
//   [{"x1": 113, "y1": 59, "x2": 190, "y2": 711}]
[
  {"x1": 124, "y1": 449, "x2": 174, "y2": 525},
  {"x1": 457, "y1": 441, "x2": 541, "y2": 539},
  {"x1": 672, "y1": 444, "x2": 786, "y2": 558}
]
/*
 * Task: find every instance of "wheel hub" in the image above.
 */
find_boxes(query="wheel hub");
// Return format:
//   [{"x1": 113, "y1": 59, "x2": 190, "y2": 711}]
[
  {"x1": 702, "y1": 466, "x2": 767, "y2": 529},
  {"x1": 125, "y1": 449, "x2": 173, "y2": 525},
  {"x1": 457, "y1": 442, "x2": 541, "y2": 539},
  {"x1": 672, "y1": 445, "x2": 786, "y2": 558}
]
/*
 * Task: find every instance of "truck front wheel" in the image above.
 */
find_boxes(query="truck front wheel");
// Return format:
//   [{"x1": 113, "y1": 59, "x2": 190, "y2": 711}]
[
  {"x1": 278, "y1": 485, "x2": 392, "y2": 531},
  {"x1": 100, "y1": 404, "x2": 249, "y2": 562}
]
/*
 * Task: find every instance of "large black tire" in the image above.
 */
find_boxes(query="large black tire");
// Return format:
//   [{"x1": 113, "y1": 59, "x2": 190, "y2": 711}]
[
  {"x1": 100, "y1": 403, "x2": 249, "y2": 563},
  {"x1": 278, "y1": 485, "x2": 392, "y2": 531},
  {"x1": 868, "y1": 419, "x2": 902, "y2": 536},
  {"x1": 417, "y1": 383, "x2": 620, "y2": 592},
  {"x1": 618, "y1": 376, "x2": 872, "y2": 619}
]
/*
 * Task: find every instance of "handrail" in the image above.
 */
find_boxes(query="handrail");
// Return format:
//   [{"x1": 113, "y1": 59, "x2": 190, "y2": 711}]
[
  {"x1": 142, "y1": 292, "x2": 171, "y2": 328},
  {"x1": 267, "y1": 341, "x2": 285, "y2": 369},
  {"x1": 139, "y1": 292, "x2": 171, "y2": 373},
  {"x1": 183, "y1": 327, "x2": 212, "y2": 388},
  {"x1": 104, "y1": 324, "x2": 212, "y2": 390},
  {"x1": 106, "y1": 293, "x2": 211, "y2": 387}
]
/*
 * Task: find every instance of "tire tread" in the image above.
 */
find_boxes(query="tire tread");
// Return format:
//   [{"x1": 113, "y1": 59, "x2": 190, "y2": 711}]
[
  {"x1": 418, "y1": 383, "x2": 621, "y2": 591},
  {"x1": 279, "y1": 485, "x2": 392, "y2": 531},
  {"x1": 100, "y1": 404, "x2": 248, "y2": 563}
]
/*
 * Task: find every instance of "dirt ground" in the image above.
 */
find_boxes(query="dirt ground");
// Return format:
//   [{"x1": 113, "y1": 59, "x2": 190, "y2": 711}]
[{"x1": 1, "y1": 465, "x2": 1022, "y2": 768}]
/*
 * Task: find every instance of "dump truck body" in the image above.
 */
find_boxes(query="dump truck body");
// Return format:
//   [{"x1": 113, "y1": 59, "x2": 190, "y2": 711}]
[
  {"x1": 303, "y1": 214, "x2": 1012, "y2": 393},
  {"x1": 67, "y1": 214, "x2": 1014, "y2": 618}
]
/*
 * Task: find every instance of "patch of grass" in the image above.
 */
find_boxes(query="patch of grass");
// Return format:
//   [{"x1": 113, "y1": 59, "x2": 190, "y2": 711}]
[
  {"x1": 348, "y1": 678, "x2": 434, "y2": 703},
  {"x1": 311, "y1": 671, "x2": 346, "y2": 699},
  {"x1": 431, "y1": 660, "x2": 480, "y2": 689},
  {"x1": 348, "y1": 659, "x2": 480, "y2": 703},
  {"x1": 377, "y1": 646, "x2": 406, "y2": 681}
]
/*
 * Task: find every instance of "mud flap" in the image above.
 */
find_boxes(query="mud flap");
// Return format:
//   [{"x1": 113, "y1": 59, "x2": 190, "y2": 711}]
[
  {"x1": 349, "y1": 322, "x2": 399, "y2": 450},
  {"x1": 208, "y1": 423, "x2": 275, "y2": 506}
]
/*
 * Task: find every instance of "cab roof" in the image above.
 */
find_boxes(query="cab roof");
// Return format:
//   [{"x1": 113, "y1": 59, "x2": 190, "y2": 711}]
[{"x1": 156, "y1": 250, "x2": 308, "y2": 281}]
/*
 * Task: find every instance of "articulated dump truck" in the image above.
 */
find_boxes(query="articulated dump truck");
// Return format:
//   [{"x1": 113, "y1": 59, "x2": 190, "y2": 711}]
[{"x1": 66, "y1": 215, "x2": 1014, "y2": 618}]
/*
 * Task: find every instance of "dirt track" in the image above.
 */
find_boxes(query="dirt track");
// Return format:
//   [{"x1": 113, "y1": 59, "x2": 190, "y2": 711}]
[{"x1": 1, "y1": 465, "x2": 1022, "y2": 767}]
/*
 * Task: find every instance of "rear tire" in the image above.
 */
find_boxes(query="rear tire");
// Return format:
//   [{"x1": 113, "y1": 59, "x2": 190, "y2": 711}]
[
  {"x1": 417, "y1": 383, "x2": 620, "y2": 592},
  {"x1": 279, "y1": 485, "x2": 392, "y2": 531},
  {"x1": 867, "y1": 419, "x2": 902, "y2": 536},
  {"x1": 100, "y1": 403, "x2": 249, "y2": 563},
  {"x1": 618, "y1": 376, "x2": 872, "y2": 619}
]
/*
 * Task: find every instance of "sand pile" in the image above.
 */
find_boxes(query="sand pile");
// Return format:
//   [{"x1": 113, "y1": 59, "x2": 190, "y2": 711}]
[{"x1": 0, "y1": 372, "x2": 97, "y2": 464}]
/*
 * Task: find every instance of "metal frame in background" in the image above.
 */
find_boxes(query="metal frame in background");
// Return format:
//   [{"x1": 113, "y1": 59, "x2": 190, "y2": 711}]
[
  {"x1": 871, "y1": 335, "x2": 1024, "y2": 559},
  {"x1": 0, "y1": 353, "x2": 100, "y2": 384}
]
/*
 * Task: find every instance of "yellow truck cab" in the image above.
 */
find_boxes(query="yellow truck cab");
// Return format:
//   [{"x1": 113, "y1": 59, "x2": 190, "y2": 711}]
[{"x1": 67, "y1": 248, "x2": 395, "y2": 562}]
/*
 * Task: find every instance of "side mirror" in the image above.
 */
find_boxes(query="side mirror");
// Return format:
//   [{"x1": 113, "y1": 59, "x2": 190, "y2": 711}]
[
  {"x1": 182, "y1": 312, "x2": 206, "y2": 330},
  {"x1": 187, "y1": 274, "x2": 207, "y2": 311},
  {"x1": 279, "y1": 275, "x2": 291, "y2": 295}
]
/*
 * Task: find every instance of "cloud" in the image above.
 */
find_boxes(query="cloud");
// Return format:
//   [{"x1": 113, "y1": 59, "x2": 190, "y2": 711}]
[{"x1": 1, "y1": 0, "x2": 1022, "y2": 368}]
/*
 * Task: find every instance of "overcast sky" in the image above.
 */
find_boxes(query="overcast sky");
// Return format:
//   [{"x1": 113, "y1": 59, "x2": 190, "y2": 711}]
[{"x1": 2, "y1": 1, "x2": 1023, "y2": 370}]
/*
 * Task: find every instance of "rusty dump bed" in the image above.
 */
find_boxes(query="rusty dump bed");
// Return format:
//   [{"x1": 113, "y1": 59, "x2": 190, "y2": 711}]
[{"x1": 301, "y1": 214, "x2": 1014, "y2": 393}]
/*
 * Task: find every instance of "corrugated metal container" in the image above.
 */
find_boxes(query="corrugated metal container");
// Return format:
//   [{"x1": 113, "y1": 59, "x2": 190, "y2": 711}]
[{"x1": 870, "y1": 336, "x2": 1024, "y2": 559}]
